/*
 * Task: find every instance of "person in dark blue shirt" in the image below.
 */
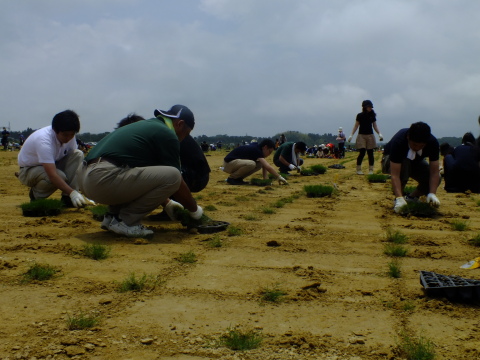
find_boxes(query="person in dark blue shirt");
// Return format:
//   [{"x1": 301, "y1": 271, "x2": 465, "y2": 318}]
[{"x1": 382, "y1": 122, "x2": 440, "y2": 213}]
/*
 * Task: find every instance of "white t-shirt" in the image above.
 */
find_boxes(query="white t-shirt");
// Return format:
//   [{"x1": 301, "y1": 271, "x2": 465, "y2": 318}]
[{"x1": 18, "y1": 126, "x2": 77, "y2": 167}]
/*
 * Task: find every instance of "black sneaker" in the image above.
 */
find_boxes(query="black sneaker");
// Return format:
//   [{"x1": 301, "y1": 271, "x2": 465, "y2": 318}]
[
  {"x1": 61, "y1": 195, "x2": 75, "y2": 208},
  {"x1": 226, "y1": 177, "x2": 248, "y2": 185}
]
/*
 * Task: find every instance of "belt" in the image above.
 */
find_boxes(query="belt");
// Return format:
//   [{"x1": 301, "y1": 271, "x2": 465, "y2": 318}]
[{"x1": 86, "y1": 157, "x2": 122, "y2": 167}]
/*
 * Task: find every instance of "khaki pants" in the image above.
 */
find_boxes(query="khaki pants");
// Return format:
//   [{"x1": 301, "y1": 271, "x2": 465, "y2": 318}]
[
  {"x1": 18, "y1": 149, "x2": 84, "y2": 199},
  {"x1": 223, "y1": 159, "x2": 262, "y2": 179},
  {"x1": 78, "y1": 161, "x2": 181, "y2": 226}
]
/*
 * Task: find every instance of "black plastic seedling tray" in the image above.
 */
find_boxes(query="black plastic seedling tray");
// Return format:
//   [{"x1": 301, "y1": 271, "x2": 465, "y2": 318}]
[
  {"x1": 419, "y1": 270, "x2": 480, "y2": 301},
  {"x1": 197, "y1": 221, "x2": 230, "y2": 234}
]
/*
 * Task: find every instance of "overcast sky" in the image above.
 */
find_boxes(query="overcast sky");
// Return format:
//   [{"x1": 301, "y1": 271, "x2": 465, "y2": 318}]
[{"x1": 2, "y1": 0, "x2": 480, "y2": 141}]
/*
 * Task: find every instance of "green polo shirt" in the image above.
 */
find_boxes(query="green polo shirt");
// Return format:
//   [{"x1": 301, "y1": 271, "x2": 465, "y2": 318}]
[
  {"x1": 86, "y1": 117, "x2": 181, "y2": 169},
  {"x1": 273, "y1": 141, "x2": 295, "y2": 164}
]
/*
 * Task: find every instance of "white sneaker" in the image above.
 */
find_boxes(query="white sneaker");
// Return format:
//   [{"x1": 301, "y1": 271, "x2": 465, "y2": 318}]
[
  {"x1": 356, "y1": 170, "x2": 364, "y2": 175},
  {"x1": 108, "y1": 218, "x2": 154, "y2": 238},
  {"x1": 101, "y1": 214, "x2": 113, "y2": 230}
]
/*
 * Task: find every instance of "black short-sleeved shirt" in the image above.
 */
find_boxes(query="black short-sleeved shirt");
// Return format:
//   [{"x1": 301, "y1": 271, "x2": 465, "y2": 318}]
[
  {"x1": 180, "y1": 135, "x2": 211, "y2": 174},
  {"x1": 224, "y1": 143, "x2": 263, "y2": 163},
  {"x1": 356, "y1": 111, "x2": 376, "y2": 135},
  {"x1": 384, "y1": 128, "x2": 439, "y2": 163}
]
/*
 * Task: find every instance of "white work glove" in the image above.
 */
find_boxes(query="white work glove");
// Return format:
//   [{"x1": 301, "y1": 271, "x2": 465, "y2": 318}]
[
  {"x1": 347, "y1": 135, "x2": 353, "y2": 142},
  {"x1": 189, "y1": 205, "x2": 203, "y2": 220},
  {"x1": 394, "y1": 197, "x2": 407, "y2": 213},
  {"x1": 296, "y1": 166, "x2": 302, "y2": 172},
  {"x1": 378, "y1": 133, "x2": 384, "y2": 141},
  {"x1": 164, "y1": 199, "x2": 184, "y2": 221},
  {"x1": 288, "y1": 164, "x2": 297, "y2": 171},
  {"x1": 69, "y1": 190, "x2": 87, "y2": 208},
  {"x1": 278, "y1": 176, "x2": 288, "y2": 185},
  {"x1": 426, "y1": 193, "x2": 440, "y2": 207}
]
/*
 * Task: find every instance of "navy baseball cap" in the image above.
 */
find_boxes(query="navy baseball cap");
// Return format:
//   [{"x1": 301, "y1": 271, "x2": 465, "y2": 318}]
[{"x1": 154, "y1": 104, "x2": 195, "y2": 129}]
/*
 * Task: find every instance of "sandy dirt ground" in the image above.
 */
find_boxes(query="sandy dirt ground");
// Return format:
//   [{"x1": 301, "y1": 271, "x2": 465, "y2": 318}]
[{"x1": 1, "y1": 149, "x2": 480, "y2": 360}]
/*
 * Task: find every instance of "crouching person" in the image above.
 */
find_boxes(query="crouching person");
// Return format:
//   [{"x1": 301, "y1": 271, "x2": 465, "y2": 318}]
[
  {"x1": 17, "y1": 110, "x2": 88, "y2": 207},
  {"x1": 382, "y1": 122, "x2": 441, "y2": 213},
  {"x1": 223, "y1": 139, "x2": 288, "y2": 185},
  {"x1": 78, "y1": 105, "x2": 203, "y2": 238}
]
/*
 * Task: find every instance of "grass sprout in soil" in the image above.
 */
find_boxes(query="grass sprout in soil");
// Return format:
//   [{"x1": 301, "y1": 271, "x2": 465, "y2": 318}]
[
  {"x1": 117, "y1": 273, "x2": 161, "y2": 292},
  {"x1": 81, "y1": 243, "x2": 111, "y2": 260},
  {"x1": 386, "y1": 228, "x2": 408, "y2": 244},
  {"x1": 207, "y1": 235, "x2": 223, "y2": 248},
  {"x1": 397, "y1": 332, "x2": 436, "y2": 360},
  {"x1": 468, "y1": 233, "x2": 480, "y2": 247},
  {"x1": 218, "y1": 327, "x2": 263, "y2": 351},
  {"x1": 309, "y1": 164, "x2": 327, "y2": 174},
  {"x1": 67, "y1": 311, "x2": 100, "y2": 330},
  {"x1": 260, "y1": 284, "x2": 287, "y2": 303},
  {"x1": 227, "y1": 226, "x2": 243, "y2": 236},
  {"x1": 250, "y1": 178, "x2": 273, "y2": 186},
  {"x1": 23, "y1": 263, "x2": 58, "y2": 282},
  {"x1": 384, "y1": 243, "x2": 408, "y2": 257},
  {"x1": 177, "y1": 250, "x2": 197, "y2": 263},
  {"x1": 304, "y1": 184, "x2": 334, "y2": 198},
  {"x1": 387, "y1": 260, "x2": 402, "y2": 278},
  {"x1": 20, "y1": 199, "x2": 63, "y2": 217},
  {"x1": 450, "y1": 219, "x2": 469, "y2": 231},
  {"x1": 398, "y1": 202, "x2": 439, "y2": 217},
  {"x1": 367, "y1": 174, "x2": 389, "y2": 183},
  {"x1": 89, "y1": 204, "x2": 108, "y2": 221},
  {"x1": 261, "y1": 206, "x2": 276, "y2": 214}
]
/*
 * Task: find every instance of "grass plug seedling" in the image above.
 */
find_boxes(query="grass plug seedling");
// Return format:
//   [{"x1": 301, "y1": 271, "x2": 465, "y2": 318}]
[
  {"x1": 304, "y1": 184, "x2": 334, "y2": 198},
  {"x1": 386, "y1": 228, "x2": 408, "y2": 244},
  {"x1": 23, "y1": 263, "x2": 58, "y2": 282},
  {"x1": 176, "y1": 250, "x2": 197, "y2": 263},
  {"x1": 66, "y1": 311, "x2": 100, "y2": 330},
  {"x1": 219, "y1": 327, "x2": 263, "y2": 351},
  {"x1": 309, "y1": 164, "x2": 327, "y2": 174},
  {"x1": 397, "y1": 332, "x2": 435, "y2": 360},
  {"x1": 387, "y1": 260, "x2": 402, "y2": 278},
  {"x1": 250, "y1": 178, "x2": 273, "y2": 186},
  {"x1": 367, "y1": 174, "x2": 389, "y2": 183},
  {"x1": 117, "y1": 272, "x2": 160, "y2": 292},
  {"x1": 384, "y1": 243, "x2": 408, "y2": 257},
  {"x1": 227, "y1": 226, "x2": 243, "y2": 236},
  {"x1": 20, "y1": 199, "x2": 63, "y2": 217},
  {"x1": 89, "y1": 204, "x2": 108, "y2": 221},
  {"x1": 450, "y1": 219, "x2": 469, "y2": 231},
  {"x1": 398, "y1": 202, "x2": 439, "y2": 218},
  {"x1": 82, "y1": 243, "x2": 111, "y2": 260},
  {"x1": 260, "y1": 284, "x2": 287, "y2": 303}
]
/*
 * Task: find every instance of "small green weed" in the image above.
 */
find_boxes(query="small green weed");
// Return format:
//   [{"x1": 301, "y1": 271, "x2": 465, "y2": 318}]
[
  {"x1": 468, "y1": 233, "x2": 480, "y2": 247},
  {"x1": 450, "y1": 219, "x2": 469, "y2": 231},
  {"x1": 204, "y1": 204, "x2": 217, "y2": 211},
  {"x1": 219, "y1": 327, "x2": 263, "y2": 350},
  {"x1": 66, "y1": 311, "x2": 100, "y2": 330},
  {"x1": 23, "y1": 263, "x2": 58, "y2": 282},
  {"x1": 117, "y1": 272, "x2": 160, "y2": 292},
  {"x1": 402, "y1": 301, "x2": 416, "y2": 312},
  {"x1": 227, "y1": 226, "x2": 243, "y2": 236},
  {"x1": 82, "y1": 243, "x2": 111, "y2": 260},
  {"x1": 260, "y1": 284, "x2": 287, "y2": 303},
  {"x1": 271, "y1": 200, "x2": 286, "y2": 208},
  {"x1": 243, "y1": 213, "x2": 258, "y2": 221},
  {"x1": 386, "y1": 228, "x2": 408, "y2": 244},
  {"x1": 398, "y1": 332, "x2": 435, "y2": 360},
  {"x1": 261, "y1": 207, "x2": 276, "y2": 214},
  {"x1": 384, "y1": 243, "x2": 408, "y2": 257},
  {"x1": 207, "y1": 235, "x2": 223, "y2": 248},
  {"x1": 387, "y1": 260, "x2": 402, "y2": 278},
  {"x1": 177, "y1": 250, "x2": 197, "y2": 263}
]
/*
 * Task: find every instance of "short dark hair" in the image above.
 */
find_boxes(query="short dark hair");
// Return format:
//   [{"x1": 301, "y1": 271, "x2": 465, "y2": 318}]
[
  {"x1": 462, "y1": 132, "x2": 475, "y2": 145},
  {"x1": 116, "y1": 113, "x2": 145, "y2": 129},
  {"x1": 52, "y1": 110, "x2": 80, "y2": 133},
  {"x1": 408, "y1": 122, "x2": 431, "y2": 143},
  {"x1": 259, "y1": 139, "x2": 275, "y2": 149},
  {"x1": 439, "y1": 142, "x2": 454, "y2": 156},
  {"x1": 295, "y1": 141, "x2": 307, "y2": 152}
]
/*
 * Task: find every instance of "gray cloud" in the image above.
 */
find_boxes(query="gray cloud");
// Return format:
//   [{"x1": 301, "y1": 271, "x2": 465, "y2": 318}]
[{"x1": 1, "y1": 0, "x2": 480, "y2": 141}]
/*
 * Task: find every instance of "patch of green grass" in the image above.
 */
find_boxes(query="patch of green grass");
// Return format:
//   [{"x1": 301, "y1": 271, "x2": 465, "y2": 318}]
[
  {"x1": 403, "y1": 186, "x2": 416, "y2": 195},
  {"x1": 398, "y1": 333, "x2": 435, "y2": 360},
  {"x1": 398, "y1": 202, "x2": 438, "y2": 217},
  {"x1": 82, "y1": 243, "x2": 111, "y2": 260},
  {"x1": 227, "y1": 226, "x2": 243, "y2": 236},
  {"x1": 89, "y1": 204, "x2": 108, "y2": 220},
  {"x1": 261, "y1": 207, "x2": 276, "y2": 214},
  {"x1": 250, "y1": 178, "x2": 273, "y2": 186},
  {"x1": 204, "y1": 204, "x2": 217, "y2": 211},
  {"x1": 304, "y1": 184, "x2": 334, "y2": 198},
  {"x1": 310, "y1": 164, "x2": 327, "y2": 174},
  {"x1": 219, "y1": 328, "x2": 263, "y2": 351},
  {"x1": 243, "y1": 213, "x2": 258, "y2": 221},
  {"x1": 384, "y1": 243, "x2": 408, "y2": 257},
  {"x1": 402, "y1": 301, "x2": 416, "y2": 312},
  {"x1": 367, "y1": 174, "x2": 389, "y2": 183},
  {"x1": 271, "y1": 200, "x2": 286, "y2": 208},
  {"x1": 207, "y1": 235, "x2": 223, "y2": 248},
  {"x1": 450, "y1": 219, "x2": 469, "y2": 231},
  {"x1": 23, "y1": 263, "x2": 58, "y2": 282},
  {"x1": 176, "y1": 250, "x2": 197, "y2": 263},
  {"x1": 67, "y1": 311, "x2": 100, "y2": 330},
  {"x1": 20, "y1": 198, "x2": 63, "y2": 216},
  {"x1": 468, "y1": 233, "x2": 480, "y2": 247},
  {"x1": 260, "y1": 284, "x2": 287, "y2": 303},
  {"x1": 387, "y1": 260, "x2": 402, "y2": 278},
  {"x1": 117, "y1": 272, "x2": 160, "y2": 292},
  {"x1": 386, "y1": 228, "x2": 408, "y2": 244}
]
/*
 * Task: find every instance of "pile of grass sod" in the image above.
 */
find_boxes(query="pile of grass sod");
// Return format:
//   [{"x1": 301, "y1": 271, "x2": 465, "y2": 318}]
[
  {"x1": 250, "y1": 178, "x2": 273, "y2": 186},
  {"x1": 309, "y1": 164, "x2": 327, "y2": 174},
  {"x1": 20, "y1": 199, "x2": 63, "y2": 217},
  {"x1": 398, "y1": 202, "x2": 439, "y2": 217},
  {"x1": 367, "y1": 173, "x2": 389, "y2": 183},
  {"x1": 304, "y1": 184, "x2": 334, "y2": 198},
  {"x1": 89, "y1": 204, "x2": 108, "y2": 221},
  {"x1": 300, "y1": 168, "x2": 315, "y2": 176}
]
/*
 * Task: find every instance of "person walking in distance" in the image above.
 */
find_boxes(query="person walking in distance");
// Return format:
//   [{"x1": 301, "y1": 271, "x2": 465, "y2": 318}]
[
  {"x1": 336, "y1": 127, "x2": 346, "y2": 158},
  {"x1": 348, "y1": 100, "x2": 383, "y2": 174}
]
